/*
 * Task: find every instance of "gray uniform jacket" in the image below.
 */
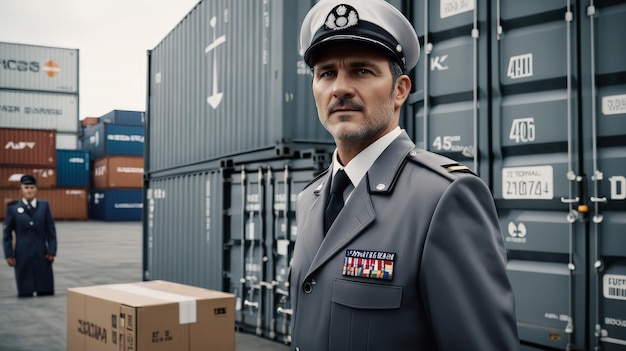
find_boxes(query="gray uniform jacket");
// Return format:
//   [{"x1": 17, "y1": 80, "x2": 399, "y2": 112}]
[{"x1": 290, "y1": 132, "x2": 519, "y2": 350}]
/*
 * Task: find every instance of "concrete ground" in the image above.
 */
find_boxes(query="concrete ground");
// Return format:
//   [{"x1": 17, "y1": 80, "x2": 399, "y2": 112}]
[{"x1": 0, "y1": 221, "x2": 290, "y2": 351}]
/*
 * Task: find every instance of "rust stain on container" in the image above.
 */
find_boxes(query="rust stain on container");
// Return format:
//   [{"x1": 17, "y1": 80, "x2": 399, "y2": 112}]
[
  {"x1": 0, "y1": 128, "x2": 56, "y2": 167},
  {"x1": 0, "y1": 188, "x2": 87, "y2": 220},
  {"x1": 92, "y1": 156, "x2": 144, "y2": 189},
  {"x1": 0, "y1": 167, "x2": 56, "y2": 188}
]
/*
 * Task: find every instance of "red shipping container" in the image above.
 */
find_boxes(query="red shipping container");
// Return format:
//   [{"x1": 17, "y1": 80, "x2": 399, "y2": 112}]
[
  {"x1": 0, "y1": 188, "x2": 87, "y2": 220},
  {"x1": 0, "y1": 167, "x2": 56, "y2": 188},
  {"x1": 0, "y1": 128, "x2": 56, "y2": 167},
  {"x1": 92, "y1": 156, "x2": 143, "y2": 189}
]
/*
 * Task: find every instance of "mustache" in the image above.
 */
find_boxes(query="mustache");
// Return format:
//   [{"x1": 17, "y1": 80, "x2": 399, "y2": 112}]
[{"x1": 328, "y1": 98, "x2": 364, "y2": 114}]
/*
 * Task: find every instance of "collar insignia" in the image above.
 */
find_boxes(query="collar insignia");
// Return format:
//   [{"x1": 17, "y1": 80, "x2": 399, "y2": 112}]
[{"x1": 325, "y1": 4, "x2": 359, "y2": 31}]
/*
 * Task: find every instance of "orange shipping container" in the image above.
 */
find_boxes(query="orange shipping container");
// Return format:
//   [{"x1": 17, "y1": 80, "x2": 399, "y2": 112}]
[
  {"x1": 0, "y1": 188, "x2": 87, "y2": 220},
  {"x1": 80, "y1": 117, "x2": 99, "y2": 127},
  {"x1": 0, "y1": 167, "x2": 56, "y2": 188},
  {"x1": 92, "y1": 156, "x2": 143, "y2": 189},
  {"x1": 0, "y1": 128, "x2": 56, "y2": 167}
]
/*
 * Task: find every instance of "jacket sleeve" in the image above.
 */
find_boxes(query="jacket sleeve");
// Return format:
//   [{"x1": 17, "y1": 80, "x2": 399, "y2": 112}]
[
  {"x1": 3, "y1": 207, "x2": 15, "y2": 259},
  {"x1": 44, "y1": 203, "x2": 57, "y2": 256},
  {"x1": 419, "y1": 175, "x2": 519, "y2": 350}
]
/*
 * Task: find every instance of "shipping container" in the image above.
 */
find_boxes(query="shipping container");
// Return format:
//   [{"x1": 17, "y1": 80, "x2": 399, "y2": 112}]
[
  {"x1": 144, "y1": 149, "x2": 330, "y2": 343},
  {"x1": 55, "y1": 132, "x2": 78, "y2": 150},
  {"x1": 0, "y1": 167, "x2": 56, "y2": 188},
  {"x1": 0, "y1": 41, "x2": 79, "y2": 93},
  {"x1": 80, "y1": 117, "x2": 99, "y2": 128},
  {"x1": 92, "y1": 156, "x2": 144, "y2": 189},
  {"x1": 56, "y1": 149, "x2": 90, "y2": 187},
  {"x1": 0, "y1": 188, "x2": 87, "y2": 220},
  {"x1": 99, "y1": 109, "x2": 145, "y2": 126},
  {"x1": 0, "y1": 128, "x2": 56, "y2": 167},
  {"x1": 0, "y1": 90, "x2": 79, "y2": 133},
  {"x1": 89, "y1": 189, "x2": 143, "y2": 221},
  {"x1": 146, "y1": 0, "x2": 333, "y2": 173},
  {"x1": 79, "y1": 123, "x2": 144, "y2": 160}
]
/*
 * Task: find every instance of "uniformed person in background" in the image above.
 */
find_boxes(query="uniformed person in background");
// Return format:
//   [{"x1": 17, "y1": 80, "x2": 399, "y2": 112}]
[
  {"x1": 290, "y1": 0, "x2": 519, "y2": 349},
  {"x1": 3, "y1": 175, "x2": 57, "y2": 297}
]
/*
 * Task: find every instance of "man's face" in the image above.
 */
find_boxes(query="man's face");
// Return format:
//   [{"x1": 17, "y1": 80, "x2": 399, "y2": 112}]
[
  {"x1": 21, "y1": 184, "x2": 37, "y2": 201},
  {"x1": 311, "y1": 43, "x2": 407, "y2": 146}
]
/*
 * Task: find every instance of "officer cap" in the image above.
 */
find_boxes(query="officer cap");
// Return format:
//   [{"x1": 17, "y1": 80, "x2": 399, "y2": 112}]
[
  {"x1": 20, "y1": 175, "x2": 37, "y2": 186},
  {"x1": 299, "y1": 0, "x2": 420, "y2": 72}
]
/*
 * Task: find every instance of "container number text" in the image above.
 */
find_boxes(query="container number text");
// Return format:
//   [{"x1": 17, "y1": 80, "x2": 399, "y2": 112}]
[{"x1": 502, "y1": 166, "x2": 553, "y2": 199}]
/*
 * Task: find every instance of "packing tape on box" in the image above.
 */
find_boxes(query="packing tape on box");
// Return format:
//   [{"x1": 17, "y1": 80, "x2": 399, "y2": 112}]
[{"x1": 108, "y1": 284, "x2": 197, "y2": 324}]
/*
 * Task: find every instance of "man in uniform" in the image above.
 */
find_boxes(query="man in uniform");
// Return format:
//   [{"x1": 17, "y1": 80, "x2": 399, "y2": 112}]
[
  {"x1": 289, "y1": 0, "x2": 519, "y2": 349},
  {"x1": 3, "y1": 175, "x2": 57, "y2": 297}
]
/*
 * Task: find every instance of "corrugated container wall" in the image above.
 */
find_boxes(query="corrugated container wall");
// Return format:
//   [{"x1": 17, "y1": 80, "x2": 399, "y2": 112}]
[
  {"x1": 80, "y1": 123, "x2": 144, "y2": 160},
  {"x1": 56, "y1": 149, "x2": 90, "y2": 187},
  {"x1": 0, "y1": 128, "x2": 56, "y2": 167},
  {"x1": 146, "y1": 0, "x2": 332, "y2": 174},
  {"x1": 0, "y1": 42, "x2": 79, "y2": 93},
  {"x1": 145, "y1": 170, "x2": 225, "y2": 290},
  {"x1": 0, "y1": 188, "x2": 87, "y2": 220},
  {"x1": 0, "y1": 90, "x2": 79, "y2": 133}
]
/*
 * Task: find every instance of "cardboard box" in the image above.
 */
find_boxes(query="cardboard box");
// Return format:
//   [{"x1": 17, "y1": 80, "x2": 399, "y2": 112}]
[{"x1": 67, "y1": 280, "x2": 235, "y2": 351}]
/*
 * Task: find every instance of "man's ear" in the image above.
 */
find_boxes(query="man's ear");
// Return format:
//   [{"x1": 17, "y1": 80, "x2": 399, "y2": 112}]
[{"x1": 394, "y1": 75, "x2": 411, "y2": 108}]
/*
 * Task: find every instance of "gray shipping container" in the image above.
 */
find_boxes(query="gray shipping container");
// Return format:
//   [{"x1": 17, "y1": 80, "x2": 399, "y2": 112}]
[
  {"x1": 146, "y1": 0, "x2": 333, "y2": 174},
  {"x1": 0, "y1": 90, "x2": 79, "y2": 133},
  {"x1": 144, "y1": 150, "x2": 330, "y2": 344},
  {"x1": 0, "y1": 42, "x2": 79, "y2": 93}
]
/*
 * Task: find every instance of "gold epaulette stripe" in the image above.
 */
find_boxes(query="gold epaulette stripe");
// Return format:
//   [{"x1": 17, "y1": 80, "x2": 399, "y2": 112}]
[{"x1": 446, "y1": 165, "x2": 470, "y2": 172}]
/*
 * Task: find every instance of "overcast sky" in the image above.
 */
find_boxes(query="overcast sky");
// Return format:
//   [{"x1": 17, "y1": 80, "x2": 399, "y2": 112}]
[{"x1": 0, "y1": 0, "x2": 199, "y2": 119}]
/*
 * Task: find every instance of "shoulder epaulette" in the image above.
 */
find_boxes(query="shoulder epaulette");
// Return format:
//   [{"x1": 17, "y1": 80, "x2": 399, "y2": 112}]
[
  {"x1": 442, "y1": 163, "x2": 478, "y2": 176},
  {"x1": 406, "y1": 148, "x2": 477, "y2": 180},
  {"x1": 7, "y1": 200, "x2": 18, "y2": 206}
]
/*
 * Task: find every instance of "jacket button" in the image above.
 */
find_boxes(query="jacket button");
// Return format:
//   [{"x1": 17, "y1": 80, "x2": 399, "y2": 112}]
[{"x1": 302, "y1": 279, "x2": 315, "y2": 293}]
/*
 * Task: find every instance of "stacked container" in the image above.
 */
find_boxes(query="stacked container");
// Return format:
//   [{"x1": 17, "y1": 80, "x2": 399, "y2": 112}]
[
  {"x1": 143, "y1": 0, "x2": 626, "y2": 349},
  {"x1": 81, "y1": 110, "x2": 145, "y2": 221},
  {"x1": 0, "y1": 42, "x2": 87, "y2": 220}
]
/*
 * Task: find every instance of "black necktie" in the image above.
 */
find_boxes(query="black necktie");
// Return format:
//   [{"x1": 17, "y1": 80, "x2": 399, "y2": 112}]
[{"x1": 324, "y1": 169, "x2": 351, "y2": 234}]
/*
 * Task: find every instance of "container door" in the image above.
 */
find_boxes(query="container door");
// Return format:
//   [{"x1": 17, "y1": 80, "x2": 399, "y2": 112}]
[
  {"x1": 581, "y1": 1, "x2": 626, "y2": 349},
  {"x1": 492, "y1": 1, "x2": 586, "y2": 349},
  {"x1": 224, "y1": 167, "x2": 268, "y2": 336},
  {"x1": 410, "y1": 0, "x2": 490, "y2": 178}
]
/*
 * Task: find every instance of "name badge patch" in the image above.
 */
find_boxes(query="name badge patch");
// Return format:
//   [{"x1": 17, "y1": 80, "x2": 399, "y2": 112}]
[{"x1": 342, "y1": 249, "x2": 395, "y2": 280}]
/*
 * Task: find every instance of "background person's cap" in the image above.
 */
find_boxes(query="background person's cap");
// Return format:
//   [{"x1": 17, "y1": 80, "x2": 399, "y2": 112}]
[
  {"x1": 299, "y1": 0, "x2": 420, "y2": 72},
  {"x1": 20, "y1": 175, "x2": 37, "y2": 186}
]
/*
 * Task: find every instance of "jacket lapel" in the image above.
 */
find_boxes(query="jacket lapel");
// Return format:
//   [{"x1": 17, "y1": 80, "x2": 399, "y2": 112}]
[{"x1": 305, "y1": 132, "x2": 416, "y2": 277}]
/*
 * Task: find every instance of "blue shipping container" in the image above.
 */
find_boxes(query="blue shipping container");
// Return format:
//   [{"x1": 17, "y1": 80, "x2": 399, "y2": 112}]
[
  {"x1": 99, "y1": 110, "x2": 145, "y2": 126},
  {"x1": 56, "y1": 149, "x2": 90, "y2": 187},
  {"x1": 80, "y1": 123, "x2": 144, "y2": 160},
  {"x1": 89, "y1": 189, "x2": 143, "y2": 221}
]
